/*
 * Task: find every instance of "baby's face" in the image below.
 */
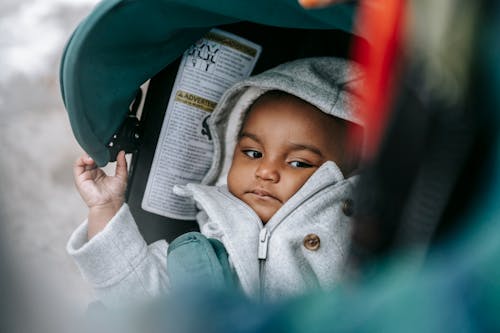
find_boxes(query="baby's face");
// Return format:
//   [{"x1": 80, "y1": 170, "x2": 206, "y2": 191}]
[{"x1": 227, "y1": 95, "x2": 346, "y2": 223}]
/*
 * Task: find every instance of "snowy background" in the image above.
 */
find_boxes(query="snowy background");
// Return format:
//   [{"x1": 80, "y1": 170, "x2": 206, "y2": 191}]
[{"x1": 0, "y1": 0, "x2": 103, "y2": 331}]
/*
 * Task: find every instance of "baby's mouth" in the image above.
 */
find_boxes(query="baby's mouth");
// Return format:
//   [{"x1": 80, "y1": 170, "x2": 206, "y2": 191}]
[{"x1": 248, "y1": 189, "x2": 281, "y2": 203}]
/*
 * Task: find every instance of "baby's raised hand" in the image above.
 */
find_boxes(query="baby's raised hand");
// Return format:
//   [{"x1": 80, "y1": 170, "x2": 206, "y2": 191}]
[
  {"x1": 74, "y1": 150, "x2": 128, "y2": 209},
  {"x1": 74, "y1": 151, "x2": 128, "y2": 239}
]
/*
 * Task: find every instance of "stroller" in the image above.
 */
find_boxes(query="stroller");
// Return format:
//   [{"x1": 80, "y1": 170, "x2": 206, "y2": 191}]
[
  {"x1": 60, "y1": 0, "x2": 367, "y2": 244},
  {"x1": 61, "y1": 0, "x2": 500, "y2": 311}
]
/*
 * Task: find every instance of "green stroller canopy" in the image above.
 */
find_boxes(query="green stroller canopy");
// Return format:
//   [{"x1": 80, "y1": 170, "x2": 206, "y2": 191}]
[{"x1": 60, "y1": 0, "x2": 360, "y2": 166}]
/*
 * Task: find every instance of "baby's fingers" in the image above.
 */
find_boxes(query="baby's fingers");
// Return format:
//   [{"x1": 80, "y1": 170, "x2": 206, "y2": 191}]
[
  {"x1": 115, "y1": 151, "x2": 128, "y2": 180},
  {"x1": 74, "y1": 154, "x2": 96, "y2": 178}
]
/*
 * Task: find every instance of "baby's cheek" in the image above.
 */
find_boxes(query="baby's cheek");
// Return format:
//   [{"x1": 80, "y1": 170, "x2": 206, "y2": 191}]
[
  {"x1": 286, "y1": 173, "x2": 315, "y2": 199},
  {"x1": 227, "y1": 170, "x2": 240, "y2": 197}
]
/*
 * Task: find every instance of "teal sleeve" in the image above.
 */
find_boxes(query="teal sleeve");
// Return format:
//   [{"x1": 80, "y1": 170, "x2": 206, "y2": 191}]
[{"x1": 167, "y1": 232, "x2": 238, "y2": 291}]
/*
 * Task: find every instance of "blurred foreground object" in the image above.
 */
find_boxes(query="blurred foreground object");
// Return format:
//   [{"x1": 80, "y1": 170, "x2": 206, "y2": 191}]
[
  {"x1": 299, "y1": 0, "x2": 350, "y2": 9},
  {"x1": 348, "y1": 0, "x2": 494, "y2": 270}
]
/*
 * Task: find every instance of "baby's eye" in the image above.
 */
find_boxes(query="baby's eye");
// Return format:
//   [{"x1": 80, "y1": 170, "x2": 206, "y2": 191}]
[
  {"x1": 289, "y1": 161, "x2": 313, "y2": 168},
  {"x1": 243, "y1": 150, "x2": 262, "y2": 159}
]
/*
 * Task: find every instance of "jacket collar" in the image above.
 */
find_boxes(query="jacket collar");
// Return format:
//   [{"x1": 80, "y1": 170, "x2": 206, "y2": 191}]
[{"x1": 176, "y1": 160, "x2": 345, "y2": 296}]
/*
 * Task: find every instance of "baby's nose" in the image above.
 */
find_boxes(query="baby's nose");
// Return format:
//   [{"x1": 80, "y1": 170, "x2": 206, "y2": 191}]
[{"x1": 255, "y1": 160, "x2": 280, "y2": 182}]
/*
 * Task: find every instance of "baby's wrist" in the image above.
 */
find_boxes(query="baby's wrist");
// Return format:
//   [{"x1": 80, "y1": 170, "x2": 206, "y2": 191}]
[
  {"x1": 87, "y1": 201, "x2": 124, "y2": 240},
  {"x1": 88, "y1": 200, "x2": 123, "y2": 214}
]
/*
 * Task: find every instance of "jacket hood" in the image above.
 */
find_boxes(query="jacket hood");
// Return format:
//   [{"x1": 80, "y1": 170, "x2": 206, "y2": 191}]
[{"x1": 202, "y1": 57, "x2": 365, "y2": 186}]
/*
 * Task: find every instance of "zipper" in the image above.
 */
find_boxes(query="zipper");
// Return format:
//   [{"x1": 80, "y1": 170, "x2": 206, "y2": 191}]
[
  {"x1": 258, "y1": 228, "x2": 269, "y2": 300},
  {"x1": 258, "y1": 228, "x2": 269, "y2": 260}
]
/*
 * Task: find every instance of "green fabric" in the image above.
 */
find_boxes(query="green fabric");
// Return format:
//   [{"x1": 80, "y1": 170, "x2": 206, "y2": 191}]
[
  {"x1": 59, "y1": 0, "x2": 359, "y2": 166},
  {"x1": 167, "y1": 232, "x2": 237, "y2": 290}
]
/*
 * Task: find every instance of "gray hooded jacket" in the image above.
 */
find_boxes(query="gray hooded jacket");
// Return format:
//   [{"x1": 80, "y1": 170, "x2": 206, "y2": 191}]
[{"x1": 67, "y1": 57, "x2": 364, "y2": 306}]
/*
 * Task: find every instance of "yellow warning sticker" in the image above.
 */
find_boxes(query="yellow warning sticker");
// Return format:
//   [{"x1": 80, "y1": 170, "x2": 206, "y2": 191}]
[{"x1": 175, "y1": 90, "x2": 216, "y2": 112}]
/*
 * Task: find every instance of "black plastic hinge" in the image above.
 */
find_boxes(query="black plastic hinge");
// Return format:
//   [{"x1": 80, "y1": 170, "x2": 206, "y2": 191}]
[{"x1": 106, "y1": 89, "x2": 144, "y2": 162}]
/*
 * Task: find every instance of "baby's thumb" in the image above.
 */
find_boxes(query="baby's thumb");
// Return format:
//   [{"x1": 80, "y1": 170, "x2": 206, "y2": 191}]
[{"x1": 115, "y1": 151, "x2": 128, "y2": 179}]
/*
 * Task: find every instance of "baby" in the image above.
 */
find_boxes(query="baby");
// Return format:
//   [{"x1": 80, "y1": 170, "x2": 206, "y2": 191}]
[{"x1": 68, "y1": 57, "x2": 364, "y2": 305}]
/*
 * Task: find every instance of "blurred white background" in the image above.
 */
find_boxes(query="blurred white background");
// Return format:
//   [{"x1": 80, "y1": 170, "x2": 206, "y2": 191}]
[{"x1": 0, "y1": 0, "x2": 102, "y2": 330}]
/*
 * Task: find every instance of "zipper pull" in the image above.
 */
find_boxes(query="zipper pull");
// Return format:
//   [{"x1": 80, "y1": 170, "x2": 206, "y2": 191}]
[{"x1": 258, "y1": 228, "x2": 269, "y2": 260}]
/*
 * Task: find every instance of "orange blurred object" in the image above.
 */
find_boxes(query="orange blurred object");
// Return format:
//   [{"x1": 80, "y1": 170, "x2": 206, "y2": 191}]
[
  {"x1": 298, "y1": 0, "x2": 346, "y2": 9},
  {"x1": 299, "y1": 0, "x2": 408, "y2": 161},
  {"x1": 350, "y1": 0, "x2": 407, "y2": 161}
]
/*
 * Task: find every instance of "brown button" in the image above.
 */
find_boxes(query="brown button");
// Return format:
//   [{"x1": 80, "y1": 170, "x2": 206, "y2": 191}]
[
  {"x1": 303, "y1": 234, "x2": 321, "y2": 251},
  {"x1": 342, "y1": 199, "x2": 354, "y2": 217}
]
